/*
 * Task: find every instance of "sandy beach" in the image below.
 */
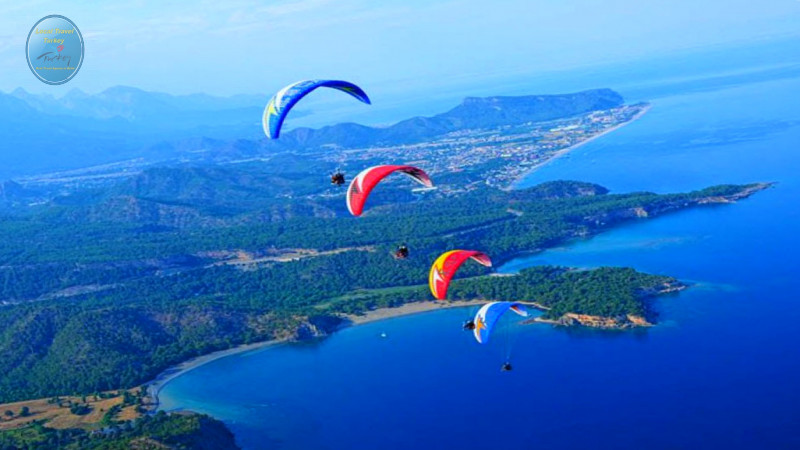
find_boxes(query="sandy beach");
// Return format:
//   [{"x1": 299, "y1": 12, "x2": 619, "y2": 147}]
[
  {"x1": 343, "y1": 300, "x2": 488, "y2": 325},
  {"x1": 145, "y1": 339, "x2": 287, "y2": 410},
  {"x1": 510, "y1": 103, "x2": 651, "y2": 189},
  {"x1": 145, "y1": 301, "x2": 483, "y2": 409},
  {"x1": 145, "y1": 299, "x2": 546, "y2": 410}
]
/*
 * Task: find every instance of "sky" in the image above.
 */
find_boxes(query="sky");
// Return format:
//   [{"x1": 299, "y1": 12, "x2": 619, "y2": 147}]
[{"x1": 1, "y1": 0, "x2": 799, "y2": 100}]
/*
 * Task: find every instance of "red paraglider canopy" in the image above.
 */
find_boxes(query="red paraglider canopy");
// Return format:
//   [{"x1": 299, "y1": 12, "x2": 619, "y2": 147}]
[
  {"x1": 429, "y1": 250, "x2": 492, "y2": 300},
  {"x1": 346, "y1": 165, "x2": 433, "y2": 216}
]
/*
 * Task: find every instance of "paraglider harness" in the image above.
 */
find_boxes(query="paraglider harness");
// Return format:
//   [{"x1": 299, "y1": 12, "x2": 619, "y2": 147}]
[
  {"x1": 462, "y1": 319, "x2": 476, "y2": 331},
  {"x1": 331, "y1": 171, "x2": 345, "y2": 186},
  {"x1": 394, "y1": 244, "x2": 409, "y2": 259},
  {"x1": 501, "y1": 362, "x2": 513, "y2": 372}
]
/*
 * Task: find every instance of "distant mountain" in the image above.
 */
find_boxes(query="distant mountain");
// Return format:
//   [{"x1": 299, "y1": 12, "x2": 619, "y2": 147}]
[
  {"x1": 0, "y1": 92, "x2": 42, "y2": 121},
  {"x1": 177, "y1": 88, "x2": 625, "y2": 156},
  {"x1": 0, "y1": 87, "x2": 270, "y2": 178},
  {"x1": 10, "y1": 86, "x2": 264, "y2": 120},
  {"x1": 445, "y1": 89, "x2": 623, "y2": 127},
  {"x1": 278, "y1": 88, "x2": 624, "y2": 148},
  {"x1": 69, "y1": 88, "x2": 627, "y2": 167},
  {"x1": 0, "y1": 86, "x2": 624, "y2": 178}
]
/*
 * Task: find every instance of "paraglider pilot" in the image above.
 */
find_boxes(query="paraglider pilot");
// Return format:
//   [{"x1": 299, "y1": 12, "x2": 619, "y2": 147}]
[
  {"x1": 331, "y1": 170, "x2": 345, "y2": 186},
  {"x1": 501, "y1": 362, "x2": 513, "y2": 372},
  {"x1": 462, "y1": 319, "x2": 476, "y2": 330},
  {"x1": 394, "y1": 244, "x2": 409, "y2": 259}
]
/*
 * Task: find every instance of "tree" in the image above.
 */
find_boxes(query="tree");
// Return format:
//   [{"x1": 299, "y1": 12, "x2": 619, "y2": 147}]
[
  {"x1": 4, "y1": 410, "x2": 12, "y2": 417},
  {"x1": 70, "y1": 404, "x2": 92, "y2": 416},
  {"x1": 19, "y1": 406, "x2": 30, "y2": 417}
]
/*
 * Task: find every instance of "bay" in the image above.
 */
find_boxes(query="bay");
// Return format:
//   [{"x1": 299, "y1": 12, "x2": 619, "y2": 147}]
[{"x1": 160, "y1": 62, "x2": 800, "y2": 449}]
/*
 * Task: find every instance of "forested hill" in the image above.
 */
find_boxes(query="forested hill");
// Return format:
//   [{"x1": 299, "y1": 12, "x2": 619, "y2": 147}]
[{"x1": 0, "y1": 180, "x2": 769, "y2": 403}]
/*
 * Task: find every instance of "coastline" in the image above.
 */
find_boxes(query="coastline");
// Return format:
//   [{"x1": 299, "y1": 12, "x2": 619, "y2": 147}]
[
  {"x1": 342, "y1": 299, "x2": 488, "y2": 326},
  {"x1": 145, "y1": 106, "x2": 657, "y2": 411},
  {"x1": 145, "y1": 339, "x2": 288, "y2": 411},
  {"x1": 147, "y1": 170, "x2": 753, "y2": 409},
  {"x1": 145, "y1": 299, "x2": 517, "y2": 411},
  {"x1": 146, "y1": 291, "x2": 657, "y2": 409},
  {"x1": 510, "y1": 103, "x2": 651, "y2": 189}
]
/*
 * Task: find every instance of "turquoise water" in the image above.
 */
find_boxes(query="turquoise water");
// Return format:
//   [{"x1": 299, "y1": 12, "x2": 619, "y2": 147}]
[{"x1": 160, "y1": 68, "x2": 800, "y2": 448}]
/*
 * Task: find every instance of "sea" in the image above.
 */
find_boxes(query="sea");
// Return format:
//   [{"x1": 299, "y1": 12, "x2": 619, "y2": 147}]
[{"x1": 159, "y1": 41, "x2": 800, "y2": 449}]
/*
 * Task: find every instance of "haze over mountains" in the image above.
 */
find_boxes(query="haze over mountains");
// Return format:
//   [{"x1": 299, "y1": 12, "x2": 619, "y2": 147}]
[
  {"x1": 0, "y1": 86, "x2": 623, "y2": 179},
  {"x1": 0, "y1": 87, "x2": 267, "y2": 178}
]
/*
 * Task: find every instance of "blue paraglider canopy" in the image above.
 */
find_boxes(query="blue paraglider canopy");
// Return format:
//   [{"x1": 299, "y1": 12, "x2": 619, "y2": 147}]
[
  {"x1": 473, "y1": 301, "x2": 528, "y2": 344},
  {"x1": 262, "y1": 79, "x2": 371, "y2": 139}
]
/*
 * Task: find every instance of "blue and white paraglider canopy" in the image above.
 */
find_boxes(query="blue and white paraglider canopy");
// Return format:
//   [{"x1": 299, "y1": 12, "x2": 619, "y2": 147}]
[
  {"x1": 263, "y1": 79, "x2": 371, "y2": 139},
  {"x1": 473, "y1": 301, "x2": 529, "y2": 344}
]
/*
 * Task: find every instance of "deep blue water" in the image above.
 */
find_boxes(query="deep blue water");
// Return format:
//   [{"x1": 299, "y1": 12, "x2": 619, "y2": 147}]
[{"x1": 160, "y1": 61, "x2": 800, "y2": 448}]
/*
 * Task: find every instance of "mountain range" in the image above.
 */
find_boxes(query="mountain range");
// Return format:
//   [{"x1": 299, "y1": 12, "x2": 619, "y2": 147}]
[{"x1": 0, "y1": 86, "x2": 623, "y2": 179}]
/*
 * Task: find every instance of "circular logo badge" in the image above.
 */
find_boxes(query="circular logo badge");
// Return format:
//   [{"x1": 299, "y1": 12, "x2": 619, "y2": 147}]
[{"x1": 26, "y1": 15, "x2": 84, "y2": 85}]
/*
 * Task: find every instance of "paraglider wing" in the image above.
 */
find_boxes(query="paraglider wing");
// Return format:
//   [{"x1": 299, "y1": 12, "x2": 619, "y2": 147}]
[
  {"x1": 346, "y1": 165, "x2": 433, "y2": 216},
  {"x1": 473, "y1": 302, "x2": 528, "y2": 344},
  {"x1": 263, "y1": 80, "x2": 370, "y2": 139},
  {"x1": 428, "y1": 250, "x2": 492, "y2": 300}
]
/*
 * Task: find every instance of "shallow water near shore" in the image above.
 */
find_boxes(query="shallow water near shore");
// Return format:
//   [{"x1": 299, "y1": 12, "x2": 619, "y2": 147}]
[{"x1": 159, "y1": 65, "x2": 800, "y2": 448}]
